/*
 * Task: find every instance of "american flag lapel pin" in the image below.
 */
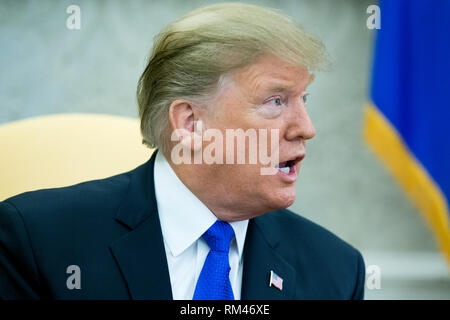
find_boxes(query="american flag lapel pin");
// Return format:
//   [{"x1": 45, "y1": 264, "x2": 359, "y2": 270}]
[{"x1": 269, "y1": 270, "x2": 283, "y2": 291}]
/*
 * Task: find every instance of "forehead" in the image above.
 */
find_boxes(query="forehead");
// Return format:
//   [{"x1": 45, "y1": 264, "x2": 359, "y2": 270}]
[{"x1": 232, "y1": 55, "x2": 313, "y2": 95}]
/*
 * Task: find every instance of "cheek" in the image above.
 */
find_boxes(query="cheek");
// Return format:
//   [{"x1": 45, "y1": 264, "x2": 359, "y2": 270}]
[
  {"x1": 216, "y1": 164, "x2": 261, "y2": 193},
  {"x1": 215, "y1": 163, "x2": 297, "y2": 208},
  {"x1": 214, "y1": 100, "x2": 261, "y2": 130}
]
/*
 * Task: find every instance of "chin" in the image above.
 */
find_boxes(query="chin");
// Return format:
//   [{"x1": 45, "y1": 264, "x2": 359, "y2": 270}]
[{"x1": 265, "y1": 187, "x2": 296, "y2": 210}]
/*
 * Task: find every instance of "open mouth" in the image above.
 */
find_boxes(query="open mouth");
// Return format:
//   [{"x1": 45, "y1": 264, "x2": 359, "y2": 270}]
[{"x1": 275, "y1": 155, "x2": 304, "y2": 174}]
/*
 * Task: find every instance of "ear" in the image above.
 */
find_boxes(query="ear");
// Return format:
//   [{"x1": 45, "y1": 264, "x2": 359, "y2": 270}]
[{"x1": 168, "y1": 99, "x2": 203, "y2": 151}]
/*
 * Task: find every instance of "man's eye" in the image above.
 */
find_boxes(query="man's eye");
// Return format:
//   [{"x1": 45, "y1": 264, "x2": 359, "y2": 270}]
[
  {"x1": 302, "y1": 93, "x2": 310, "y2": 105},
  {"x1": 269, "y1": 97, "x2": 283, "y2": 107}
]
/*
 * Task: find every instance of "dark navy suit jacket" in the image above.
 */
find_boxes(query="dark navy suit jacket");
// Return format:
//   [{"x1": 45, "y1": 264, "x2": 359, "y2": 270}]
[{"x1": 0, "y1": 151, "x2": 365, "y2": 299}]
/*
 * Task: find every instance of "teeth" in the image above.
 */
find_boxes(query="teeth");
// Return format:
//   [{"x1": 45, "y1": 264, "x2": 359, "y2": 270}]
[{"x1": 278, "y1": 167, "x2": 290, "y2": 174}]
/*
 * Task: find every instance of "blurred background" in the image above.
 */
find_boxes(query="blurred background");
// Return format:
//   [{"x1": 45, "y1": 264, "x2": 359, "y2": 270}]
[{"x1": 0, "y1": 0, "x2": 448, "y2": 299}]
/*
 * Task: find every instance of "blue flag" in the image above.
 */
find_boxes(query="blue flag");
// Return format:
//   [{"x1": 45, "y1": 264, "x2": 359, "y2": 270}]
[{"x1": 364, "y1": 0, "x2": 450, "y2": 263}]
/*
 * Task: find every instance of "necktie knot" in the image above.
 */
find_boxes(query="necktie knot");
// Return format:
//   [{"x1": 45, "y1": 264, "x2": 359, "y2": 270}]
[{"x1": 202, "y1": 220, "x2": 235, "y2": 253}]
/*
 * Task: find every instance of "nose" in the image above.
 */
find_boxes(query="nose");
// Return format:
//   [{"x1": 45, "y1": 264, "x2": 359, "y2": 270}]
[{"x1": 284, "y1": 102, "x2": 316, "y2": 142}]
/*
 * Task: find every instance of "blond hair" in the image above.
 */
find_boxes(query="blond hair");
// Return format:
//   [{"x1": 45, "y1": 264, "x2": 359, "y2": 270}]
[{"x1": 137, "y1": 2, "x2": 328, "y2": 153}]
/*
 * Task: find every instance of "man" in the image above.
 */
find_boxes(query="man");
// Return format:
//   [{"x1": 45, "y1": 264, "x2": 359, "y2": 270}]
[{"x1": 0, "y1": 3, "x2": 365, "y2": 299}]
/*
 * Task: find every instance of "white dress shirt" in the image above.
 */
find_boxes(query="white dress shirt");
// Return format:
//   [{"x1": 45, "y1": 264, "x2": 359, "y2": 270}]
[{"x1": 154, "y1": 151, "x2": 249, "y2": 300}]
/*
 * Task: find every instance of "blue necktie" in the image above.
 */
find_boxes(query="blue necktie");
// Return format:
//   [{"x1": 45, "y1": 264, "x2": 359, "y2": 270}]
[{"x1": 193, "y1": 220, "x2": 235, "y2": 300}]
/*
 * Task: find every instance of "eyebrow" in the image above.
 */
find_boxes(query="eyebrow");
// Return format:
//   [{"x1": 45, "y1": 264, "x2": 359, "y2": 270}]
[
  {"x1": 264, "y1": 85, "x2": 290, "y2": 94},
  {"x1": 263, "y1": 74, "x2": 315, "y2": 94},
  {"x1": 264, "y1": 74, "x2": 315, "y2": 92}
]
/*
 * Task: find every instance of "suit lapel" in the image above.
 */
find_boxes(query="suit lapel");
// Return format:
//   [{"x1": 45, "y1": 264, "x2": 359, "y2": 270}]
[
  {"x1": 109, "y1": 217, "x2": 172, "y2": 299},
  {"x1": 241, "y1": 217, "x2": 296, "y2": 300},
  {"x1": 109, "y1": 150, "x2": 173, "y2": 299}
]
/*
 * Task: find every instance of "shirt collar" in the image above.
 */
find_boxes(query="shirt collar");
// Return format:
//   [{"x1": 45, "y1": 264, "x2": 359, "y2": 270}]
[{"x1": 154, "y1": 150, "x2": 248, "y2": 258}]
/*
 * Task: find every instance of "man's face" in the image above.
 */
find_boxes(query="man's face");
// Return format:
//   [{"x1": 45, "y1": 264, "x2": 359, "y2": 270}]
[{"x1": 198, "y1": 54, "x2": 316, "y2": 220}]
